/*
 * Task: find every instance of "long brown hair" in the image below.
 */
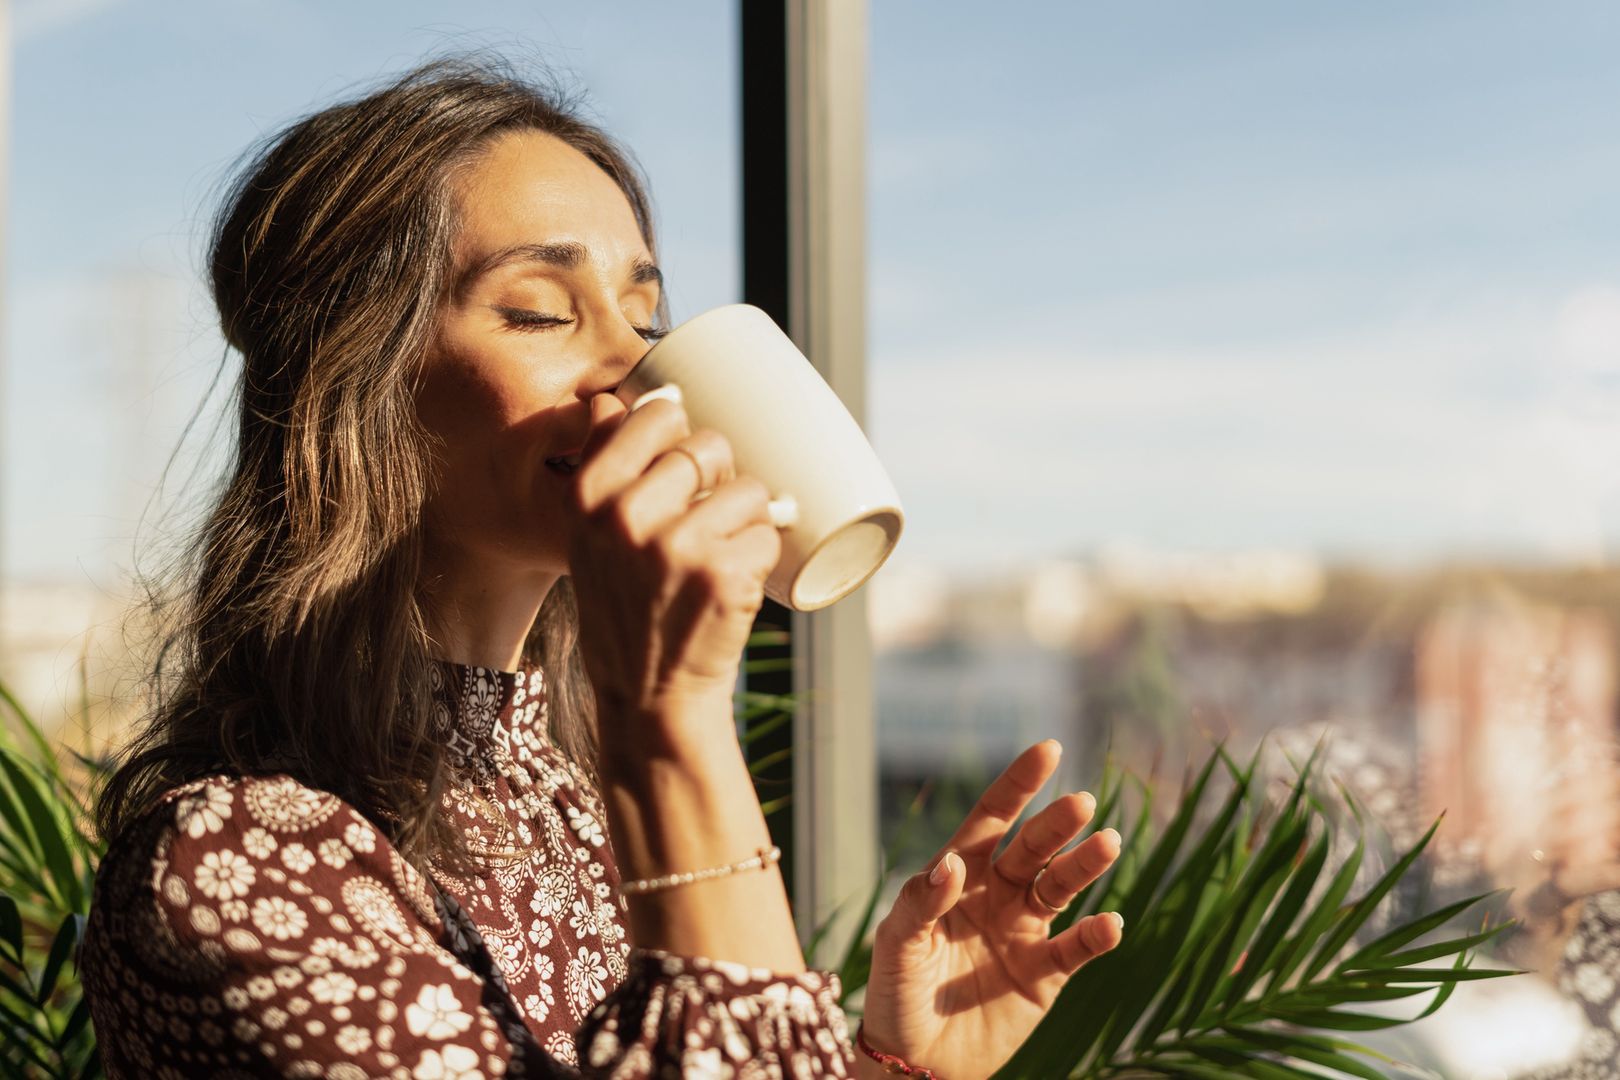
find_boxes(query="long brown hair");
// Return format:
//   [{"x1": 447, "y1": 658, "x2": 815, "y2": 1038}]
[{"x1": 93, "y1": 56, "x2": 661, "y2": 880}]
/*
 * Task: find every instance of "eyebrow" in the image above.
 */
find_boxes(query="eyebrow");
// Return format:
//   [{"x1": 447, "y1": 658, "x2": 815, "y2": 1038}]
[{"x1": 457, "y1": 240, "x2": 662, "y2": 295}]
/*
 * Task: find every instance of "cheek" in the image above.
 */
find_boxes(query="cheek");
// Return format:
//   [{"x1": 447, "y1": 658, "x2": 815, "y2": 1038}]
[
  {"x1": 414, "y1": 340, "x2": 573, "y2": 557},
  {"x1": 416, "y1": 349, "x2": 525, "y2": 441}
]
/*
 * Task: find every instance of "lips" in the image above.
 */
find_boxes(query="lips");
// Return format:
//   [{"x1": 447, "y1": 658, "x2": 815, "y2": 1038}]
[{"x1": 544, "y1": 449, "x2": 585, "y2": 476}]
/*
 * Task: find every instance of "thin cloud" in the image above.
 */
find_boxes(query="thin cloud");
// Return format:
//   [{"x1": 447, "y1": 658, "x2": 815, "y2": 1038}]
[{"x1": 868, "y1": 301, "x2": 1620, "y2": 568}]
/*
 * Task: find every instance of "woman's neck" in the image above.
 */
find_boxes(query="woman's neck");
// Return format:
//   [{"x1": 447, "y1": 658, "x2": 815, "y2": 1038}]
[{"x1": 418, "y1": 537, "x2": 560, "y2": 672}]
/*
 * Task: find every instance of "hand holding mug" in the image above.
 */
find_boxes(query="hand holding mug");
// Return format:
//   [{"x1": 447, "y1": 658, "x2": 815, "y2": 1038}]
[
  {"x1": 613, "y1": 305, "x2": 903, "y2": 611},
  {"x1": 566, "y1": 390, "x2": 781, "y2": 731}
]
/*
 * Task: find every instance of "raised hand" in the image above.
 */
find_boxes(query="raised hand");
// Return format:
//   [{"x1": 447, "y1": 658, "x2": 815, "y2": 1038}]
[
  {"x1": 567, "y1": 390, "x2": 781, "y2": 728},
  {"x1": 859, "y1": 740, "x2": 1123, "y2": 1080}
]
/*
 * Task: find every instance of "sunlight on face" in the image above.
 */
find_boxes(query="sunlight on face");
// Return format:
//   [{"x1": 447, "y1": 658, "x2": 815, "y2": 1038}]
[{"x1": 417, "y1": 129, "x2": 663, "y2": 575}]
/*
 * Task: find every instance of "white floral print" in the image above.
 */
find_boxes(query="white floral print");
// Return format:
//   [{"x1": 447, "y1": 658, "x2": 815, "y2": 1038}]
[
  {"x1": 566, "y1": 806, "x2": 605, "y2": 848},
  {"x1": 281, "y1": 841, "x2": 315, "y2": 873},
  {"x1": 335, "y1": 1023, "x2": 371, "y2": 1055},
  {"x1": 309, "y1": 970, "x2": 357, "y2": 1006},
  {"x1": 566, "y1": 946, "x2": 609, "y2": 1017},
  {"x1": 241, "y1": 827, "x2": 277, "y2": 859},
  {"x1": 413, "y1": 1042, "x2": 483, "y2": 1080},
  {"x1": 344, "y1": 820, "x2": 377, "y2": 854},
  {"x1": 532, "y1": 867, "x2": 572, "y2": 920},
  {"x1": 249, "y1": 775, "x2": 329, "y2": 825},
  {"x1": 524, "y1": 986, "x2": 551, "y2": 1025},
  {"x1": 318, "y1": 837, "x2": 353, "y2": 869},
  {"x1": 251, "y1": 896, "x2": 308, "y2": 941},
  {"x1": 194, "y1": 849, "x2": 255, "y2": 901},
  {"x1": 177, "y1": 783, "x2": 233, "y2": 839},
  {"x1": 405, "y1": 983, "x2": 474, "y2": 1040},
  {"x1": 568, "y1": 895, "x2": 599, "y2": 940},
  {"x1": 463, "y1": 669, "x2": 501, "y2": 734},
  {"x1": 1528, "y1": 891, "x2": 1620, "y2": 1079}
]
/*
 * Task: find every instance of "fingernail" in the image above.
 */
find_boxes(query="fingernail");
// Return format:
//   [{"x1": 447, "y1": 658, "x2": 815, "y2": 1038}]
[
  {"x1": 1101, "y1": 828, "x2": 1121, "y2": 847},
  {"x1": 630, "y1": 383, "x2": 684, "y2": 412},
  {"x1": 1108, "y1": 911, "x2": 1124, "y2": 932},
  {"x1": 930, "y1": 852, "x2": 956, "y2": 886}
]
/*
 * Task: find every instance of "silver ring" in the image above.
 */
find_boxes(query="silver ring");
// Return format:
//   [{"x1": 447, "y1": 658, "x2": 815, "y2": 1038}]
[{"x1": 1028, "y1": 865, "x2": 1066, "y2": 914}]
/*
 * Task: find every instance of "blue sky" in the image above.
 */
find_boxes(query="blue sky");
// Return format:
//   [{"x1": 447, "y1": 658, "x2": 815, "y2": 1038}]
[{"x1": 8, "y1": 0, "x2": 1620, "y2": 585}]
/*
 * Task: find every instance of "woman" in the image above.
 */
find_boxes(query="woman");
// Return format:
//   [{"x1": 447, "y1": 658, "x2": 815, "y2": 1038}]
[{"x1": 79, "y1": 57, "x2": 1125, "y2": 1079}]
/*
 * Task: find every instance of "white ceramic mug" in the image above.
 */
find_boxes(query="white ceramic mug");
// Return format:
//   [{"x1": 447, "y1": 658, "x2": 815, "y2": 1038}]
[{"x1": 613, "y1": 304, "x2": 904, "y2": 611}]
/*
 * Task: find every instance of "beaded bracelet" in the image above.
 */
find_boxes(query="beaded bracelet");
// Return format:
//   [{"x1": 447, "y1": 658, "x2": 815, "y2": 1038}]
[
  {"x1": 855, "y1": 1022, "x2": 939, "y2": 1078},
  {"x1": 617, "y1": 844, "x2": 782, "y2": 897}
]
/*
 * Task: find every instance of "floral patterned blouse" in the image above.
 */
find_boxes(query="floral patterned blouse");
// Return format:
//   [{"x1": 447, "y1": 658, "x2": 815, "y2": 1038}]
[{"x1": 79, "y1": 658, "x2": 857, "y2": 1079}]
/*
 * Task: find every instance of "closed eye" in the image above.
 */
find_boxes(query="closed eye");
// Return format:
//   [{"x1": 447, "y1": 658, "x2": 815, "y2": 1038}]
[
  {"x1": 494, "y1": 306, "x2": 573, "y2": 331},
  {"x1": 495, "y1": 306, "x2": 667, "y2": 344}
]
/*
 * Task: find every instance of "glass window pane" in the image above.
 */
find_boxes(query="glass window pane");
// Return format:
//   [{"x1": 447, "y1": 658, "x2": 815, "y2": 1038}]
[
  {"x1": 870, "y1": 4, "x2": 1620, "y2": 1073},
  {"x1": 3, "y1": 3, "x2": 737, "y2": 721}
]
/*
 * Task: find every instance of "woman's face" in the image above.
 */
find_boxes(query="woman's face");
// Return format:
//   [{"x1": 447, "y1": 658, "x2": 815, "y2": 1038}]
[{"x1": 417, "y1": 129, "x2": 661, "y2": 575}]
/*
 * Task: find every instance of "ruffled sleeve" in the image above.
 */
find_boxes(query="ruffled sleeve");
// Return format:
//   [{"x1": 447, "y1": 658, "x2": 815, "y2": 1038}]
[
  {"x1": 79, "y1": 772, "x2": 562, "y2": 1079},
  {"x1": 580, "y1": 948, "x2": 854, "y2": 1077}
]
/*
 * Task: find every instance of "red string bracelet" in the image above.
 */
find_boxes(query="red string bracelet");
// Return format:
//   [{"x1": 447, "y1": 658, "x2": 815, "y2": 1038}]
[{"x1": 854, "y1": 1022, "x2": 940, "y2": 1078}]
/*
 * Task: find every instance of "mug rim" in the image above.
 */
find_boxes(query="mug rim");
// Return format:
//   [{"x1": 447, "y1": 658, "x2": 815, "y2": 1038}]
[{"x1": 783, "y1": 503, "x2": 905, "y2": 611}]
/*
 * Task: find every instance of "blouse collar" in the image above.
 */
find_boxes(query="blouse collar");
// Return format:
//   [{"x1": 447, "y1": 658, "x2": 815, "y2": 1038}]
[{"x1": 427, "y1": 656, "x2": 548, "y2": 776}]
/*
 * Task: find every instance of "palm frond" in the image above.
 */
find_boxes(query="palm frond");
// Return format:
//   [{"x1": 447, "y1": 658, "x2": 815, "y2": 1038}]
[
  {"x1": 0, "y1": 674, "x2": 107, "y2": 1078},
  {"x1": 855, "y1": 741, "x2": 1519, "y2": 1080}
]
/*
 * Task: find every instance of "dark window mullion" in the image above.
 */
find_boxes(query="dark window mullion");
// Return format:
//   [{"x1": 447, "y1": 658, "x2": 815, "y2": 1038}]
[{"x1": 739, "y1": 0, "x2": 797, "y2": 901}]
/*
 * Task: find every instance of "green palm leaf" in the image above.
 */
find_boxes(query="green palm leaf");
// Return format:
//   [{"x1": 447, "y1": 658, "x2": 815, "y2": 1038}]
[{"x1": 896, "y1": 740, "x2": 1523, "y2": 1079}]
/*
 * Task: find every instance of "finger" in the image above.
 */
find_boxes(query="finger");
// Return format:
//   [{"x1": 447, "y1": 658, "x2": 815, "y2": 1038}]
[
  {"x1": 946, "y1": 740, "x2": 1063, "y2": 857},
  {"x1": 1031, "y1": 827, "x2": 1121, "y2": 911},
  {"x1": 678, "y1": 476, "x2": 771, "y2": 538},
  {"x1": 992, "y1": 790, "x2": 1096, "y2": 888},
  {"x1": 719, "y1": 521, "x2": 785, "y2": 585},
  {"x1": 578, "y1": 391, "x2": 630, "y2": 465},
  {"x1": 874, "y1": 851, "x2": 966, "y2": 949},
  {"x1": 606, "y1": 432, "x2": 738, "y2": 545},
  {"x1": 576, "y1": 396, "x2": 692, "y2": 513},
  {"x1": 1048, "y1": 911, "x2": 1124, "y2": 976},
  {"x1": 655, "y1": 486, "x2": 783, "y2": 608},
  {"x1": 657, "y1": 430, "x2": 738, "y2": 498}
]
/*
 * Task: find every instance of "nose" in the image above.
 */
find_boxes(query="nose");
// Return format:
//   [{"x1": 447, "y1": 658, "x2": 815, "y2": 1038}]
[{"x1": 586, "y1": 309, "x2": 655, "y2": 399}]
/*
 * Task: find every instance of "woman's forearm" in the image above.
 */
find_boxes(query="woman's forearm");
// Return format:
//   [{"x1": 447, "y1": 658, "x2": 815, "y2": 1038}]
[{"x1": 596, "y1": 693, "x2": 806, "y2": 974}]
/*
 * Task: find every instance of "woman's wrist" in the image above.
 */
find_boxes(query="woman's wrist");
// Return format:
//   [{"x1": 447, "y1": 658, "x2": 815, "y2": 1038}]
[
  {"x1": 855, "y1": 1022, "x2": 940, "y2": 1079},
  {"x1": 595, "y1": 684, "x2": 739, "y2": 765},
  {"x1": 593, "y1": 693, "x2": 805, "y2": 972},
  {"x1": 598, "y1": 725, "x2": 752, "y2": 869}
]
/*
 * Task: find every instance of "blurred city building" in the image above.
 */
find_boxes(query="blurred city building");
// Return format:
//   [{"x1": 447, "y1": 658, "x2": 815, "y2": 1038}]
[
  {"x1": 870, "y1": 552, "x2": 1620, "y2": 902},
  {"x1": 1417, "y1": 595, "x2": 1620, "y2": 897}
]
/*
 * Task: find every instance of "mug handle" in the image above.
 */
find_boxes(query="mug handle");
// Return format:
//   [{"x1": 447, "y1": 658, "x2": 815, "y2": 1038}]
[{"x1": 628, "y1": 383, "x2": 800, "y2": 529}]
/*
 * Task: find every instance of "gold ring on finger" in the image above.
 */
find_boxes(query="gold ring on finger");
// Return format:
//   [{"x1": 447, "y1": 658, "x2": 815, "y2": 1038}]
[
  {"x1": 661, "y1": 446, "x2": 709, "y2": 493},
  {"x1": 1028, "y1": 864, "x2": 1066, "y2": 915}
]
